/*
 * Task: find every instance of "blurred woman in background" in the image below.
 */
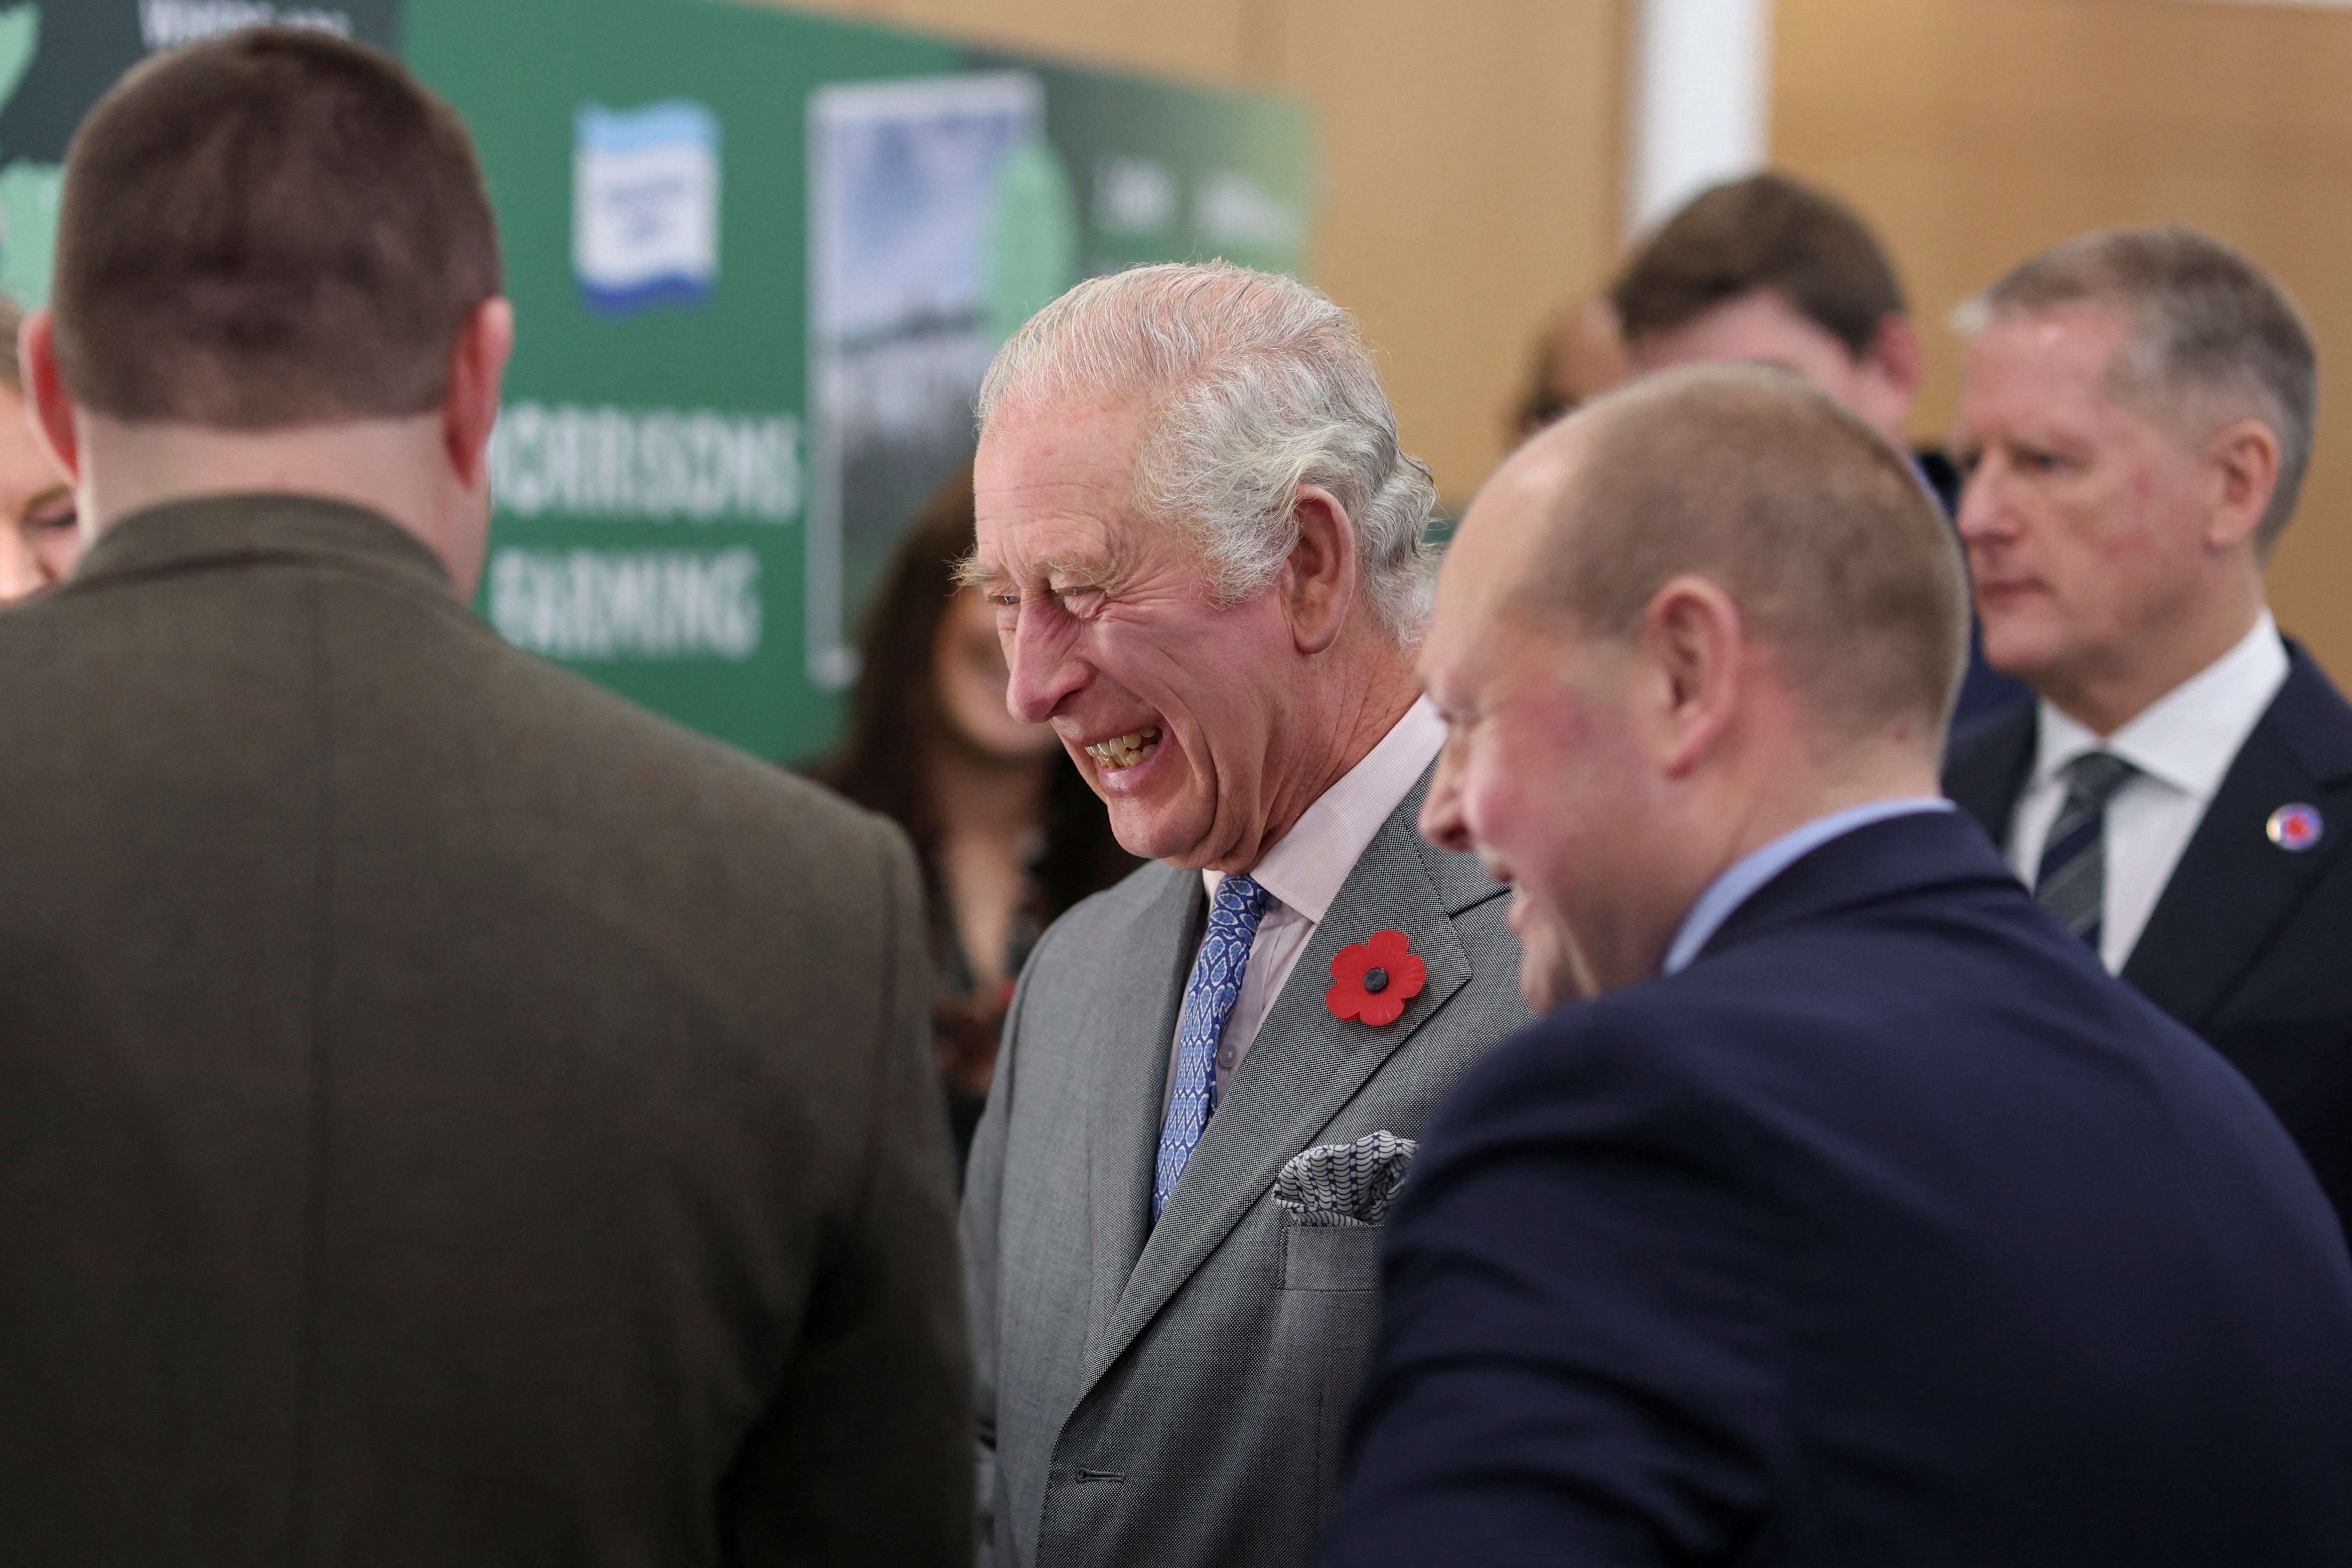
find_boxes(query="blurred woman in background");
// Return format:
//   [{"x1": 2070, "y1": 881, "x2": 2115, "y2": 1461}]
[
  {"x1": 0, "y1": 293, "x2": 82, "y2": 602},
  {"x1": 817, "y1": 467, "x2": 1138, "y2": 1178}
]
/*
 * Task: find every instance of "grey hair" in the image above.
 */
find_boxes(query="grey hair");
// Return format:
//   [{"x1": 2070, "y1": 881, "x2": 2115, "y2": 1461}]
[
  {"x1": 1955, "y1": 226, "x2": 2318, "y2": 555},
  {"x1": 975, "y1": 261, "x2": 1440, "y2": 642}
]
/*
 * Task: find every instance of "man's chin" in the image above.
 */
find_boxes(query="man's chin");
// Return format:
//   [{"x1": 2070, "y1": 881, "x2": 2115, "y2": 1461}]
[
  {"x1": 1515, "y1": 934, "x2": 1597, "y2": 1012},
  {"x1": 1517, "y1": 967, "x2": 1560, "y2": 1012},
  {"x1": 1106, "y1": 800, "x2": 1214, "y2": 868},
  {"x1": 1508, "y1": 895, "x2": 1579, "y2": 1009},
  {"x1": 1973, "y1": 614, "x2": 2064, "y2": 687}
]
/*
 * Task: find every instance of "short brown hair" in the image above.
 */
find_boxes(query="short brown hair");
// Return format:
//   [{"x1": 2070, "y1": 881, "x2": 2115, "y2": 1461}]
[
  {"x1": 1612, "y1": 173, "x2": 1905, "y2": 361},
  {"x1": 52, "y1": 27, "x2": 501, "y2": 428},
  {"x1": 1543, "y1": 364, "x2": 1967, "y2": 738},
  {"x1": 1967, "y1": 226, "x2": 2318, "y2": 554}
]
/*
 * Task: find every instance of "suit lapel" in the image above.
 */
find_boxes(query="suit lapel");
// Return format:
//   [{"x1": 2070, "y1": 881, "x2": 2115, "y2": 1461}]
[
  {"x1": 1942, "y1": 701, "x2": 2038, "y2": 847},
  {"x1": 1081, "y1": 774, "x2": 1500, "y2": 1389},
  {"x1": 2122, "y1": 648, "x2": 2352, "y2": 1028},
  {"x1": 1079, "y1": 865, "x2": 1202, "y2": 1370}
]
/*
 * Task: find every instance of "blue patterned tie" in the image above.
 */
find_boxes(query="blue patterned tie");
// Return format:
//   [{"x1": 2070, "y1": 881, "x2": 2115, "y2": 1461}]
[{"x1": 1153, "y1": 873, "x2": 1269, "y2": 1222}]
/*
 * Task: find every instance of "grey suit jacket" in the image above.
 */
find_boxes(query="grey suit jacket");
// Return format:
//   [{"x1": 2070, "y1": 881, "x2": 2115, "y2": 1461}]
[
  {"x1": 0, "y1": 497, "x2": 971, "y2": 1564},
  {"x1": 962, "y1": 770, "x2": 1531, "y2": 1568}
]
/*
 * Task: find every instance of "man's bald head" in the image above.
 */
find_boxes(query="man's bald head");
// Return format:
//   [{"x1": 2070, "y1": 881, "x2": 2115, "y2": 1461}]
[
  {"x1": 1421, "y1": 364, "x2": 1968, "y2": 1002},
  {"x1": 1508, "y1": 364, "x2": 1967, "y2": 743}
]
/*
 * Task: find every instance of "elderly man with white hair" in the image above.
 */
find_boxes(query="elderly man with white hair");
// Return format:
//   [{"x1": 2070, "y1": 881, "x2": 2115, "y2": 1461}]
[{"x1": 959, "y1": 262, "x2": 1532, "y2": 1568}]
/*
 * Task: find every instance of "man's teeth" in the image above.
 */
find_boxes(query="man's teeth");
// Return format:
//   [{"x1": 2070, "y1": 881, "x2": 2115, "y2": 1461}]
[{"x1": 1085, "y1": 727, "x2": 1163, "y2": 771}]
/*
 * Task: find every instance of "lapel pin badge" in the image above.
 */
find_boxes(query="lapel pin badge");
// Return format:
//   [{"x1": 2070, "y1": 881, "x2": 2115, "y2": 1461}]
[
  {"x1": 2267, "y1": 803, "x2": 2324, "y2": 853},
  {"x1": 1327, "y1": 929, "x2": 1427, "y2": 1027}
]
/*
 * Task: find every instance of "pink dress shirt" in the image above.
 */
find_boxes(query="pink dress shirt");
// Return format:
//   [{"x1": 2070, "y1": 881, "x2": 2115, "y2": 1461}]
[{"x1": 1163, "y1": 696, "x2": 1448, "y2": 1109}]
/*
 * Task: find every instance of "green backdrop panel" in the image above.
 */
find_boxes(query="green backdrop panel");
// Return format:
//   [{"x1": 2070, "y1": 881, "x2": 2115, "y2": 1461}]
[
  {"x1": 0, "y1": 0, "x2": 1313, "y2": 765},
  {"x1": 406, "y1": 0, "x2": 1313, "y2": 763}
]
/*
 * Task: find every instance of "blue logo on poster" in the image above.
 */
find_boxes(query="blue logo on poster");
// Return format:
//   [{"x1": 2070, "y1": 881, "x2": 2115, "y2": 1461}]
[{"x1": 574, "y1": 101, "x2": 720, "y2": 316}]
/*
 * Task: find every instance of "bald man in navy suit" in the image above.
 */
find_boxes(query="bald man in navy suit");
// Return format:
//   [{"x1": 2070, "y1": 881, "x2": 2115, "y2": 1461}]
[{"x1": 1322, "y1": 365, "x2": 2352, "y2": 1568}]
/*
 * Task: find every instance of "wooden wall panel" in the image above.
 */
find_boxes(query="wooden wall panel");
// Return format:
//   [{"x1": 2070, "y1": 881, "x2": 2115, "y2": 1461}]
[
  {"x1": 776, "y1": 0, "x2": 1627, "y2": 505},
  {"x1": 1773, "y1": 0, "x2": 2352, "y2": 677},
  {"x1": 1263, "y1": 0, "x2": 1625, "y2": 508}
]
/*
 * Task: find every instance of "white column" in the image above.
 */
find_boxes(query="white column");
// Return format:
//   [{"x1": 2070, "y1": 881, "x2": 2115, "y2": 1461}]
[{"x1": 1626, "y1": 0, "x2": 1774, "y2": 236}]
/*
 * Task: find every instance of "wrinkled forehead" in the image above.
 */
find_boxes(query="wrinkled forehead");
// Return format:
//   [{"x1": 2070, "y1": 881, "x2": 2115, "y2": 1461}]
[{"x1": 970, "y1": 393, "x2": 1155, "y2": 579}]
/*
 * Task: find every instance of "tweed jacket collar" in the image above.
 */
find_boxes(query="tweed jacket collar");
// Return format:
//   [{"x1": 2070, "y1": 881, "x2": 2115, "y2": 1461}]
[{"x1": 74, "y1": 493, "x2": 457, "y2": 601}]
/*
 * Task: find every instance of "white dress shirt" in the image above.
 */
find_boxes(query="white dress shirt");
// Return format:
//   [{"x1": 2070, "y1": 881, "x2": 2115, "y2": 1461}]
[
  {"x1": 1165, "y1": 697, "x2": 1448, "y2": 1109},
  {"x1": 2006, "y1": 612, "x2": 2290, "y2": 973}
]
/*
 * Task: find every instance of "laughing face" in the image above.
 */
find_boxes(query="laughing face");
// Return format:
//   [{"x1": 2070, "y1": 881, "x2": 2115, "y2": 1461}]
[
  {"x1": 1415, "y1": 436, "x2": 1663, "y2": 1010},
  {"x1": 970, "y1": 397, "x2": 1321, "y2": 871}
]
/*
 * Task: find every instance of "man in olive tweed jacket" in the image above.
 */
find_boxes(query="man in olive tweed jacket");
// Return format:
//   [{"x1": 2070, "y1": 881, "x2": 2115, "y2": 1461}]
[{"x1": 0, "y1": 29, "x2": 969, "y2": 1565}]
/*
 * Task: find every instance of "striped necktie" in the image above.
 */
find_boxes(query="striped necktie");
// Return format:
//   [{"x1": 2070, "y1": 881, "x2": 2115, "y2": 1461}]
[
  {"x1": 1153, "y1": 873, "x2": 1269, "y2": 1222},
  {"x1": 2033, "y1": 751, "x2": 2140, "y2": 953}
]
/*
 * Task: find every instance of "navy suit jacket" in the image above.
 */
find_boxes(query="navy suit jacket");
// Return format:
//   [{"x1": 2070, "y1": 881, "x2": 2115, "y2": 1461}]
[
  {"x1": 1323, "y1": 811, "x2": 2352, "y2": 1568},
  {"x1": 1945, "y1": 641, "x2": 2352, "y2": 1235}
]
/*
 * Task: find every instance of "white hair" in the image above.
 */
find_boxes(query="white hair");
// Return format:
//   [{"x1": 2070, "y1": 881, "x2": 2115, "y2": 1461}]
[{"x1": 975, "y1": 261, "x2": 1440, "y2": 643}]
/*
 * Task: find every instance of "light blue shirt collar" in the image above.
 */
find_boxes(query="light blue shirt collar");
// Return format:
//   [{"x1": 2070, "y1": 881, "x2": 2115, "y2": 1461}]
[{"x1": 1660, "y1": 798, "x2": 1955, "y2": 976}]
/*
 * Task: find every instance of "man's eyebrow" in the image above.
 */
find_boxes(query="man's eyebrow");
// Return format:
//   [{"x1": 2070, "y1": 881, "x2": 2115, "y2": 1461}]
[
  {"x1": 18, "y1": 484, "x2": 70, "y2": 526},
  {"x1": 952, "y1": 552, "x2": 1124, "y2": 594},
  {"x1": 1038, "y1": 555, "x2": 1121, "y2": 590}
]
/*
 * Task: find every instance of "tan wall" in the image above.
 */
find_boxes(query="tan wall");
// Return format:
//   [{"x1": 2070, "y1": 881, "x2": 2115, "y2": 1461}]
[
  {"x1": 777, "y1": 0, "x2": 1628, "y2": 506},
  {"x1": 1774, "y1": 0, "x2": 2352, "y2": 678}
]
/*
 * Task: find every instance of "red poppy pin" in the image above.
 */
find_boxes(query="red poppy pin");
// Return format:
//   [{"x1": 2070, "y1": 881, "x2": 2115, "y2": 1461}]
[{"x1": 1326, "y1": 929, "x2": 1427, "y2": 1027}]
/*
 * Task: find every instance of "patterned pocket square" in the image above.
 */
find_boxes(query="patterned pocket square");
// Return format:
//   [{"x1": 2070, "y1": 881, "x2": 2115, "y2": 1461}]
[{"x1": 1273, "y1": 1131, "x2": 1416, "y2": 1227}]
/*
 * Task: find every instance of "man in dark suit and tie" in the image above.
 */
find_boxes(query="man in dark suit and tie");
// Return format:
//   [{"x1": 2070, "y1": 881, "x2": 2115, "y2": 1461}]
[
  {"x1": 0, "y1": 30, "x2": 969, "y2": 1563},
  {"x1": 1943, "y1": 226, "x2": 2352, "y2": 1236},
  {"x1": 1322, "y1": 365, "x2": 2352, "y2": 1566}
]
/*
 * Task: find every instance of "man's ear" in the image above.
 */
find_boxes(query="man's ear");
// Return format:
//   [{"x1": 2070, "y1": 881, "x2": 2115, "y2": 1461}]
[
  {"x1": 443, "y1": 297, "x2": 514, "y2": 491},
  {"x1": 1283, "y1": 483, "x2": 1358, "y2": 655},
  {"x1": 1636, "y1": 573, "x2": 1745, "y2": 778},
  {"x1": 20, "y1": 309, "x2": 80, "y2": 483},
  {"x1": 2204, "y1": 416, "x2": 2281, "y2": 554},
  {"x1": 1853, "y1": 310, "x2": 1928, "y2": 439}
]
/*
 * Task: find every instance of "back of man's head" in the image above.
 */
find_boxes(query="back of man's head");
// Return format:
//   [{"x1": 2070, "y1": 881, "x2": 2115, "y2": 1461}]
[
  {"x1": 1544, "y1": 364, "x2": 1968, "y2": 742},
  {"x1": 1612, "y1": 173, "x2": 1905, "y2": 362},
  {"x1": 53, "y1": 27, "x2": 500, "y2": 429}
]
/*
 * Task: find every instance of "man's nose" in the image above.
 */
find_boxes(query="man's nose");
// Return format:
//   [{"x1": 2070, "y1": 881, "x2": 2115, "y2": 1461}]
[
  {"x1": 1953, "y1": 460, "x2": 2011, "y2": 547},
  {"x1": 1003, "y1": 607, "x2": 1086, "y2": 725},
  {"x1": 0, "y1": 524, "x2": 41, "y2": 602},
  {"x1": 1418, "y1": 744, "x2": 1472, "y2": 855}
]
